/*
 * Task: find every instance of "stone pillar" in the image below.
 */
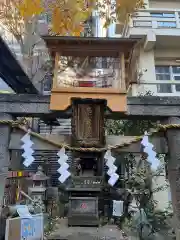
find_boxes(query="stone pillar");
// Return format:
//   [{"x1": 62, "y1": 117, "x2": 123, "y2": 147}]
[
  {"x1": 0, "y1": 114, "x2": 13, "y2": 212},
  {"x1": 30, "y1": 118, "x2": 40, "y2": 132},
  {"x1": 10, "y1": 150, "x2": 22, "y2": 170},
  {"x1": 164, "y1": 117, "x2": 180, "y2": 239}
]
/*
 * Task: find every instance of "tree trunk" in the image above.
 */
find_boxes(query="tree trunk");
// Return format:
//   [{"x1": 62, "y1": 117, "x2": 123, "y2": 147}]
[
  {"x1": 21, "y1": 17, "x2": 38, "y2": 79},
  {"x1": 18, "y1": 17, "x2": 48, "y2": 92}
]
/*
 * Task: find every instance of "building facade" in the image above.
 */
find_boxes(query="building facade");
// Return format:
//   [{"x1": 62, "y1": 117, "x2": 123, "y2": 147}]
[
  {"x1": 115, "y1": 0, "x2": 180, "y2": 97},
  {"x1": 114, "y1": 0, "x2": 179, "y2": 210}
]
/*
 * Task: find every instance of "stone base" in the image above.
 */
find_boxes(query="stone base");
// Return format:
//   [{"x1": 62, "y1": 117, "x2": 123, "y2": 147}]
[
  {"x1": 68, "y1": 215, "x2": 99, "y2": 227},
  {"x1": 48, "y1": 218, "x2": 124, "y2": 240}
]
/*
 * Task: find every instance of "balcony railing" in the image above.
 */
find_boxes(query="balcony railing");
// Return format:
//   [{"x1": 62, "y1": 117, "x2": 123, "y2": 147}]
[
  {"x1": 128, "y1": 9, "x2": 180, "y2": 31},
  {"x1": 68, "y1": 176, "x2": 103, "y2": 190},
  {"x1": 130, "y1": 80, "x2": 180, "y2": 96}
]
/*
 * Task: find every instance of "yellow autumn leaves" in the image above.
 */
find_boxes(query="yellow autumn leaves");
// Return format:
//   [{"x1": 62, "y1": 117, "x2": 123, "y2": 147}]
[
  {"x1": 50, "y1": 0, "x2": 93, "y2": 36},
  {"x1": 15, "y1": 0, "x2": 94, "y2": 36},
  {"x1": 116, "y1": 0, "x2": 144, "y2": 20},
  {"x1": 16, "y1": 0, "x2": 44, "y2": 18},
  {"x1": 14, "y1": 0, "x2": 144, "y2": 36}
]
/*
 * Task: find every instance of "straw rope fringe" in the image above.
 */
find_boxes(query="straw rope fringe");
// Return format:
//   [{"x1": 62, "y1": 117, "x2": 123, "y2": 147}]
[{"x1": 1, "y1": 119, "x2": 180, "y2": 152}]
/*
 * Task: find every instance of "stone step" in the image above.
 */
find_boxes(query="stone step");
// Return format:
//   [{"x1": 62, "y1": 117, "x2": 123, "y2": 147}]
[{"x1": 47, "y1": 219, "x2": 125, "y2": 240}]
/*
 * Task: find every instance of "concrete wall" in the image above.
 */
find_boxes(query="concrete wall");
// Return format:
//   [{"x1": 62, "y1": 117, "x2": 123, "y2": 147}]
[
  {"x1": 131, "y1": 45, "x2": 157, "y2": 96},
  {"x1": 149, "y1": 0, "x2": 180, "y2": 9},
  {"x1": 131, "y1": 47, "x2": 180, "y2": 96},
  {"x1": 155, "y1": 49, "x2": 180, "y2": 64}
]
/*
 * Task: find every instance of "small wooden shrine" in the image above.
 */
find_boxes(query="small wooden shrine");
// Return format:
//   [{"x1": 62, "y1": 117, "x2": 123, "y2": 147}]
[
  {"x1": 42, "y1": 36, "x2": 138, "y2": 113},
  {"x1": 40, "y1": 36, "x2": 139, "y2": 226}
]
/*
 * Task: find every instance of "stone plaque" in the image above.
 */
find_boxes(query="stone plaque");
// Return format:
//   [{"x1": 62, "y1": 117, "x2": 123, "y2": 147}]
[
  {"x1": 71, "y1": 199, "x2": 96, "y2": 214},
  {"x1": 68, "y1": 197, "x2": 99, "y2": 226},
  {"x1": 71, "y1": 100, "x2": 105, "y2": 147}
]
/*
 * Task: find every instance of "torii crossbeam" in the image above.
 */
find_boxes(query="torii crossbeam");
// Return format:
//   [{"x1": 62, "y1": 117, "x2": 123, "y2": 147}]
[{"x1": 0, "y1": 94, "x2": 179, "y2": 118}]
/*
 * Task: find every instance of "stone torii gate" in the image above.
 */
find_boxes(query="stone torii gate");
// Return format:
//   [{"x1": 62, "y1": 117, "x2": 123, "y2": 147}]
[{"x1": 1, "y1": 94, "x2": 180, "y2": 237}]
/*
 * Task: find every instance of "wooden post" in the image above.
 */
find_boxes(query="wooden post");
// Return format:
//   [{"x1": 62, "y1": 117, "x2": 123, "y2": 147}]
[
  {"x1": 164, "y1": 117, "x2": 180, "y2": 240},
  {"x1": 52, "y1": 52, "x2": 60, "y2": 89},
  {"x1": 120, "y1": 53, "x2": 126, "y2": 90}
]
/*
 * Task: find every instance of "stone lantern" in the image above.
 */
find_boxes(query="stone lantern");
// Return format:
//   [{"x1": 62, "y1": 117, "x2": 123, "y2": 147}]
[{"x1": 27, "y1": 166, "x2": 49, "y2": 212}]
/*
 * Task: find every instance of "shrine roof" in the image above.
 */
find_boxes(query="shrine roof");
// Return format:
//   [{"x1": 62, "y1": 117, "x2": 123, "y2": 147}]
[
  {"x1": 42, "y1": 36, "x2": 140, "y2": 57},
  {"x1": 28, "y1": 166, "x2": 49, "y2": 181},
  {"x1": 0, "y1": 36, "x2": 38, "y2": 94},
  {"x1": 42, "y1": 36, "x2": 139, "y2": 45},
  {"x1": 28, "y1": 173, "x2": 49, "y2": 181}
]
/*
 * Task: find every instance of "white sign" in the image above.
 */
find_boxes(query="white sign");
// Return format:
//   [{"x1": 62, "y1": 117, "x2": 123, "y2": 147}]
[
  {"x1": 112, "y1": 200, "x2": 124, "y2": 217},
  {"x1": 20, "y1": 214, "x2": 43, "y2": 240},
  {"x1": 16, "y1": 205, "x2": 32, "y2": 219}
]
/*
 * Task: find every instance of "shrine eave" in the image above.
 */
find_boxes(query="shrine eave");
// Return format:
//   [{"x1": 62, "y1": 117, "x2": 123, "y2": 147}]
[
  {"x1": 42, "y1": 36, "x2": 139, "y2": 45},
  {"x1": 42, "y1": 36, "x2": 140, "y2": 57},
  {"x1": 0, "y1": 36, "x2": 38, "y2": 94}
]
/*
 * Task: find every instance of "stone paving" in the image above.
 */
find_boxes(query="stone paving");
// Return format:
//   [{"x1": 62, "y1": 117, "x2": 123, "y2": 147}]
[{"x1": 48, "y1": 218, "x2": 126, "y2": 240}]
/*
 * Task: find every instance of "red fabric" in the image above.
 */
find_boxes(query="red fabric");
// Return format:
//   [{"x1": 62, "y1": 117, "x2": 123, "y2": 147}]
[{"x1": 79, "y1": 81, "x2": 95, "y2": 87}]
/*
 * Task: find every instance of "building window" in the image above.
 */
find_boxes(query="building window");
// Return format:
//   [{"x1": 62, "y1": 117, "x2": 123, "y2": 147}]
[
  {"x1": 151, "y1": 12, "x2": 176, "y2": 28},
  {"x1": 157, "y1": 21, "x2": 176, "y2": 28},
  {"x1": 133, "y1": 21, "x2": 152, "y2": 27},
  {"x1": 151, "y1": 12, "x2": 175, "y2": 18},
  {"x1": 155, "y1": 66, "x2": 180, "y2": 94}
]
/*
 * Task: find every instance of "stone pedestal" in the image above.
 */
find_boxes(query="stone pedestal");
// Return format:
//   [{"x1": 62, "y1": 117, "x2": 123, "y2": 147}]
[
  {"x1": 165, "y1": 117, "x2": 180, "y2": 240},
  {"x1": 68, "y1": 197, "x2": 99, "y2": 226}
]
